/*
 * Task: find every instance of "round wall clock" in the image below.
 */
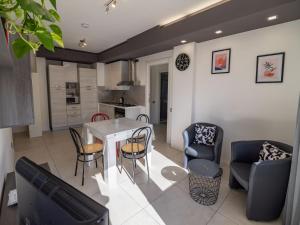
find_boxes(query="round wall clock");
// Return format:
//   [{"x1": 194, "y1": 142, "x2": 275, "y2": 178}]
[{"x1": 175, "y1": 53, "x2": 190, "y2": 71}]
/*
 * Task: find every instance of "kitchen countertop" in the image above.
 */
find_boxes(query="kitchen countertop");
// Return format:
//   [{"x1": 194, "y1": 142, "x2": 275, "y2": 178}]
[{"x1": 99, "y1": 102, "x2": 143, "y2": 109}]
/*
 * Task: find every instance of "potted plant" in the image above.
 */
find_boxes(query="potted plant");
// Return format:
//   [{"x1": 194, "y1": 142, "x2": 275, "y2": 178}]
[{"x1": 0, "y1": 0, "x2": 63, "y2": 58}]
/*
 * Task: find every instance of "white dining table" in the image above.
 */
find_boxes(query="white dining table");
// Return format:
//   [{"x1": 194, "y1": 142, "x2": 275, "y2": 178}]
[{"x1": 83, "y1": 117, "x2": 154, "y2": 184}]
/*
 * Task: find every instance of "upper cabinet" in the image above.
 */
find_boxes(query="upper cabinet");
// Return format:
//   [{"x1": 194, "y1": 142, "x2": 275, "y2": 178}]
[
  {"x1": 0, "y1": 23, "x2": 33, "y2": 128},
  {"x1": 105, "y1": 61, "x2": 129, "y2": 90},
  {"x1": 96, "y1": 63, "x2": 105, "y2": 86},
  {"x1": 63, "y1": 62, "x2": 78, "y2": 82}
]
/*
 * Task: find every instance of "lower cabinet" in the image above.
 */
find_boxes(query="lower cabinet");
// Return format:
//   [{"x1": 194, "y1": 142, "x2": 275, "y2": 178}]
[{"x1": 67, "y1": 105, "x2": 82, "y2": 126}]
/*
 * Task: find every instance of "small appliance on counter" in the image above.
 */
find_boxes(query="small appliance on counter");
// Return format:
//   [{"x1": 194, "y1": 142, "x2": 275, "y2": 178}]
[{"x1": 66, "y1": 82, "x2": 80, "y2": 105}]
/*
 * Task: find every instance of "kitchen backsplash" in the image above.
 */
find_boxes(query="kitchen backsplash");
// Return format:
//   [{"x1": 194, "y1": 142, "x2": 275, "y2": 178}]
[{"x1": 98, "y1": 86, "x2": 145, "y2": 106}]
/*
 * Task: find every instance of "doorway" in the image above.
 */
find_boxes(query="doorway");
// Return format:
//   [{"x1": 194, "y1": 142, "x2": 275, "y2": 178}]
[{"x1": 150, "y1": 63, "x2": 168, "y2": 142}]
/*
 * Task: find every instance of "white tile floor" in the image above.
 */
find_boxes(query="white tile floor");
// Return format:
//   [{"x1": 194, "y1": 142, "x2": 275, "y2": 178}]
[{"x1": 13, "y1": 125, "x2": 282, "y2": 225}]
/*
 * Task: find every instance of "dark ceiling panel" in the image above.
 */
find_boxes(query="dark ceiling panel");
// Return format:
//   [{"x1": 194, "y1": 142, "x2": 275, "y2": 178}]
[
  {"x1": 36, "y1": 47, "x2": 98, "y2": 64},
  {"x1": 98, "y1": 0, "x2": 300, "y2": 63}
]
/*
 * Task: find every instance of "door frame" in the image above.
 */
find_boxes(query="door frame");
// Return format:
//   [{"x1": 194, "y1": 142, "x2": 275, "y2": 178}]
[{"x1": 146, "y1": 57, "x2": 173, "y2": 144}]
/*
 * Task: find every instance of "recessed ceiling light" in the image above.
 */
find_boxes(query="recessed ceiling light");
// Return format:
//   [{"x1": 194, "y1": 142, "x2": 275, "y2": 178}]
[
  {"x1": 181, "y1": 40, "x2": 187, "y2": 44},
  {"x1": 81, "y1": 23, "x2": 89, "y2": 28},
  {"x1": 215, "y1": 30, "x2": 223, "y2": 34},
  {"x1": 267, "y1": 15, "x2": 278, "y2": 21}
]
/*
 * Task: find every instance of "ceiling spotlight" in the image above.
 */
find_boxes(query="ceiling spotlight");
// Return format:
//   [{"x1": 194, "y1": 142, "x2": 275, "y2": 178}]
[
  {"x1": 181, "y1": 40, "x2": 187, "y2": 44},
  {"x1": 267, "y1": 15, "x2": 278, "y2": 21},
  {"x1": 105, "y1": 0, "x2": 118, "y2": 13},
  {"x1": 79, "y1": 39, "x2": 87, "y2": 48},
  {"x1": 81, "y1": 23, "x2": 89, "y2": 28},
  {"x1": 112, "y1": 0, "x2": 116, "y2": 8},
  {"x1": 215, "y1": 30, "x2": 223, "y2": 34}
]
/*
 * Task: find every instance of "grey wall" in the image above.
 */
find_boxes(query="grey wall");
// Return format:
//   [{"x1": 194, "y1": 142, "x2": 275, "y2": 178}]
[{"x1": 98, "y1": 86, "x2": 146, "y2": 106}]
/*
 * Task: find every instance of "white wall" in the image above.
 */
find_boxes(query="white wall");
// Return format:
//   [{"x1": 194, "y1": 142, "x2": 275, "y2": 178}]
[
  {"x1": 36, "y1": 57, "x2": 50, "y2": 131},
  {"x1": 194, "y1": 20, "x2": 300, "y2": 164},
  {"x1": 0, "y1": 128, "x2": 14, "y2": 195},
  {"x1": 171, "y1": 42, "x2": 197, "y2": 149},
  {"x1": 150, "y1": 64, "x2": 168, "y2": 124}
]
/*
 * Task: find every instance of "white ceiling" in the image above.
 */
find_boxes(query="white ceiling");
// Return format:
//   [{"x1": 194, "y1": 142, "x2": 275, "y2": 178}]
[{"x1": 57, "y1": 0, "x2": 224, "y2": 53}]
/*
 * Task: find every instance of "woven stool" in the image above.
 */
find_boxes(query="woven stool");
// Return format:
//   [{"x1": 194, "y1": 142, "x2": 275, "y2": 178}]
[{"x1": 188, "y1": 159, "x2": 222, "y2": 206}]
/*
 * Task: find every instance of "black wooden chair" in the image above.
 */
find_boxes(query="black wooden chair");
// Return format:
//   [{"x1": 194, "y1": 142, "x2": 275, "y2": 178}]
[
  {"x1": 69, "y1": 127, "x2": 104, "y2": 186},
  {"x1": 119, "y1": 126, "x2": 152, "y2": 183},
  {"x1": 136, "y1": 114, "x2": 150, "y2": 123}
]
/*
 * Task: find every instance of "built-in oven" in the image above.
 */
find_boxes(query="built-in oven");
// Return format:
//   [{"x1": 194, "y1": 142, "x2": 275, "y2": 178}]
[{"x1": 114, "y1": 107, "x2": 125, "y2": 118}]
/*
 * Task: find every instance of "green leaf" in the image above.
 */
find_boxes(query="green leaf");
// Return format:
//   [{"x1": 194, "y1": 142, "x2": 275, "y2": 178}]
[
  {"x1": 14, "y1": 8, "x2": 24, "y2": 19},
  {"x1": 49, "y1": 9, "x2": 60, "y2": 21},
  {"x1": 23, "y1": 18, "x2": 38, "y2": 31},
  {"x1": 49, "y1": 24, "x2": 62, "y2": 37},
  {"x1": 12, "y1": 38, "x2": 32, "y2": 58},
  {"x1": 51, "y1": 32, "x2": 63, "y2": 47},
  {"x1": 49, "y1": 0, "x2": 56, "y2": 9},
  {"x1": 18, "y1": 0, "x2": 55, "y2": 22},
  {"x1": 35, "y1": 27, "x2": 54, "y2": 51}
]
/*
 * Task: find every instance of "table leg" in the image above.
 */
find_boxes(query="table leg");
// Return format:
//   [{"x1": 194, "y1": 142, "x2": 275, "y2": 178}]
[
  {"x1": 103, "y1": 138, "x2": 118, "y2": 185},
  {"x1": 146, "y1": 134, "x2": 153, "y2": 168}
]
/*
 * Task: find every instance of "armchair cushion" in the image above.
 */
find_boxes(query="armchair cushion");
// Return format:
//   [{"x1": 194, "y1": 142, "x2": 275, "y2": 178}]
[
  {"x1": 185, "y1": 143, "x2": 214, "y2": 161},
  {"x1": 231, "y1": 162, "x2": 252, "y2": 190},
  {"x1": 259, "y1": 142, "x2": 292, "y2": 161},
  {"x1": 193, "y1": 124, "x2": 216, "y2": 146}
]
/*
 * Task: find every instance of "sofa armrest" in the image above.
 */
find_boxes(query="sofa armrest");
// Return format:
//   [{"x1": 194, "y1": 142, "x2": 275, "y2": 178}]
[
  {"x1": 213, "y1": 127, "x2": 223, "y2": 164},
  {"x1": 183, "y1": 124, "x2": 195, "y2": 149},
  {"x1": 231, "y1": 140, "x2": 266, "y2": 163},
  {"x1": 246, "y1": 159, "x2": 291, "y2": 220}
]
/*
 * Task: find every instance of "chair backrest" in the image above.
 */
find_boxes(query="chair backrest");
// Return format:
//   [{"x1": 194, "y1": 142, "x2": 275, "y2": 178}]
[
  {"x1": 128, "y1": 126, "x2": 152, "y2": 155},
  {"x1": 136, "y1": 114, "x2": 150, "y2": 123},
  {"x1": 91, "y1": 112, "x2": 110, "y2": 122},
  {"x1": 69, "y1": 127, "x2": 85, "y2": 154}
]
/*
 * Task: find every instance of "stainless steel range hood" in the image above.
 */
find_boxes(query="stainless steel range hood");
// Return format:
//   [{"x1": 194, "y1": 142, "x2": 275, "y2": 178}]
[{"x1": 116, "y1": 60, "x2": 137, "y2": 87}]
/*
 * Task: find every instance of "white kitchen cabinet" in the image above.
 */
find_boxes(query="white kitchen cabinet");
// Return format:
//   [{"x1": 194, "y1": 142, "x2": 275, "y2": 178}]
[
  {"x1": 98, "y1": 103, "x2": 115, "y2": 119},
  {"x1": 67, "y1": 105, "x2": 82, "y2": 125},
  {"x1": 63, "y1": 62, "x2": 78, "y2": 82},
  {"x1": 49, "y1": 65, "x2": 66, "y2": 88},
  {"x1": 104, "y1": 61, "x2": 129, "y2": 90},
  {"x1": 96, "y1": 63, "x2": 105, "y2": 86},
  {"x1": 49, "y1": 65, "x2": 67, "y2": 129},
  {"x1": 79, "y1": 68, "x2": 98, "y2": 122}
]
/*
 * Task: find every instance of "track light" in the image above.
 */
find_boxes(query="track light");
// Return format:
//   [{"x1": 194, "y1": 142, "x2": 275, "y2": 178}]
[{"x1": 105, "y1": 0, "x2": 118, "y2": 14}]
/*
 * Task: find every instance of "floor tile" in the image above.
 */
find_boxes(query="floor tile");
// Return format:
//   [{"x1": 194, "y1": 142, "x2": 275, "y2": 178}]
[
  {"x1": 145, "y1": 186, "x2": 215, "y2": 225},
  {"x1": 207, "y1": 213, "x2": 238, "y2": 225},
  {"x1": 219, "y1": 190, "x2": 282, "y2": 225},
  {"x1": 122, "y1": 209, "x2": 159, "y2": 225}
]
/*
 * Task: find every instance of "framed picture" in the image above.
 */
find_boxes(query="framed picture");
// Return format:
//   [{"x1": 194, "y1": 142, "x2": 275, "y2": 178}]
[
  {"x1": 256, "y1": 52, "x2": 285, "y2": 83},
  {"x1": 211, "y1": 48, "x2": 231, "y2": 74}
]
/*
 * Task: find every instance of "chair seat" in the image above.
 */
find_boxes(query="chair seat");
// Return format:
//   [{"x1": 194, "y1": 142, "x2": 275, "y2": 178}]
[
  {"x1": 185, "y1": 143, "x2": 214, "y2": 161},
  {"x1": 81, "y1": 143, "x2": 103, "y2": 154},
  {"x1": 230, "y1": 162, "x2": 252, "y2": 190},
  {"x1": 121, "y1": 143, "x2": 145, "y2": 153}
]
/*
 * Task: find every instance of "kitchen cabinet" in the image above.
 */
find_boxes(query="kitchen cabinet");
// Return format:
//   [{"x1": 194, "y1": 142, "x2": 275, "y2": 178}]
[
  {"x1": 105, "y1": 61, "x2": 129, "y2": 90},
  {"x1": 96, "y1": 63, "x2": 105, "y2": 86},
  {"x1": 79, "y1": 68, "x2": 98, "y2": 122},
  {"x1": 0, "y1": 24, "x2": 33, "y2": 128},
  {"x1": 67, "y1": 105, "x2": 81, "y2": 125},
  {"x1": 63, "y1": 62, "x2": 78, "y2": 82},
  {"x1": 49, "y1": 65, "x2": 67, "y2": 129}
]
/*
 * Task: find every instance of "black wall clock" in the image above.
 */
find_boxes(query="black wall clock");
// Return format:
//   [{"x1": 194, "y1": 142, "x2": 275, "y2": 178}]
[{"x1": 175, "y1": 53, "x2": 190, "y2": 71}]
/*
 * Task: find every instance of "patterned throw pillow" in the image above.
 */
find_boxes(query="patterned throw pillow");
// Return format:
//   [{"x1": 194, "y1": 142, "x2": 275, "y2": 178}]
[
  {"x1": 259, "y1": 142, "x2": 292, "y2": 161},
  {"x1": 193, "y1": 124, "x2": 216, "y2": 146}
]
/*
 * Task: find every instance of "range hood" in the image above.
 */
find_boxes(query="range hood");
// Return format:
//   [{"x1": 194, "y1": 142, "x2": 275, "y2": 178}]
[{"x1": 116, "y1": 60, "x2": 136, "y2": 87}]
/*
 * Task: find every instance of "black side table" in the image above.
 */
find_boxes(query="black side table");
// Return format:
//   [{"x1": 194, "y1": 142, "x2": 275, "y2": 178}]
[{"x1": 188, "y1": 159, "x2": 222, "y2": 206}]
